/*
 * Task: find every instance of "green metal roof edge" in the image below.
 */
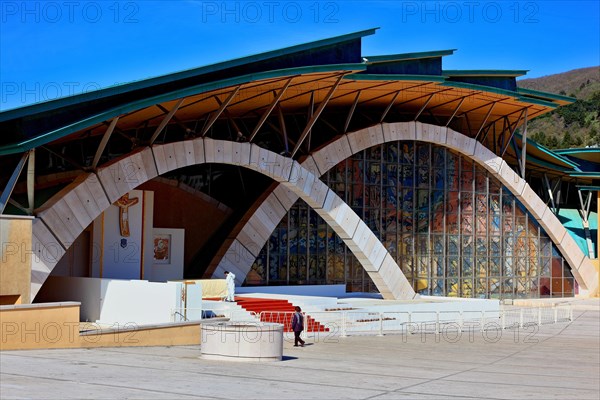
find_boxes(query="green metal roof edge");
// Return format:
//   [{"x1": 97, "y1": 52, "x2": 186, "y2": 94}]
[
  {"x1": 512, "y1": 141, "x2": 577, "y2": 172},
  {"x1": 364, "y1": 49, "x2": 456, "y2": 62},
  {"x1": 515, "y1": 132, "x2": 580, "y2": 169},
  {"x1": 517, "y1": 87, "x2": 577, "y2": 104},
  {"x1": 343, "y1": 73, "x2": 447, "y2": 82},
  {"x1": 554, "y1": 147, "x2": 600, "y2": 155},
  {"x1": 571, "y1": 173, "x2": 600, "y2": 178},
  {"x1": 516, "y1": 95, "x2": 560, "y2": 108},
  {"x1": 0, "y1": 63, "x2": 366, "y2": 156},
  {"x1": 439, "y1": 81, "x2": 560, "y2": 107},
  {"x1": 0, "y1": 28, "x2": 378, "y2": 121},
  {"x1": 439, "y1": 80, "x2": 520, "y2": 97},
  {"x1": 443, "y1": 69, "x2": 528, "y2": 77},
  {"x1": 341, "y1": 77, "x2": 561, "y2": 108},
  {"x1": 524, "y1": 153, "x2": 576, "y2": 173}
]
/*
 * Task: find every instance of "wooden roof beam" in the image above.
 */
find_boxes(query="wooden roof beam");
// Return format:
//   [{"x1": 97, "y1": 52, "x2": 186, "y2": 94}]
[{"x1": 291, "y1": 74, "x2": 344, "y2": 157}]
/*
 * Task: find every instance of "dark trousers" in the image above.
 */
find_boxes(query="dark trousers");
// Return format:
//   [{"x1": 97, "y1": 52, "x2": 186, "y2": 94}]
[{"x1": 294, "y1": 330, "x2": 305, "y2": 346}]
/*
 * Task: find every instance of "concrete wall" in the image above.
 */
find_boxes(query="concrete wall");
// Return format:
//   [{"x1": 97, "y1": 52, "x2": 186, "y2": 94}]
[
  {"x1": 35, "y1": 276, "x2": 202, "y2": 325},
  {"x1": 0, "y1": 215, "x2": 33, "y2": 304},
  {"x1": 0, "y1": 302, "x2": 201, "y2": 350},
  {"x1": 35, "y1": 276, "x2": 103, "y2": 322},
  {"x1": 51, "y1": 228, "x2": 91, "y2": 278},
  {"x1": 0, "y1": 302, "x2": 81, "y2": 350},
  {"x1": 79, "y1": 322, "x2": 201, "y2": 348}
]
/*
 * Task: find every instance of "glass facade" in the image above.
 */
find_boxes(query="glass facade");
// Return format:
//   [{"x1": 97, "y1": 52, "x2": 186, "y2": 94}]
[{"x1": 247, "y1": 141, "x2": 576, "y2": 299}]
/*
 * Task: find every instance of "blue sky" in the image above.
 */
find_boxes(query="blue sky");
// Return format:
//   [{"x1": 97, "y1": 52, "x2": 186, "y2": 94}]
[{"x1": 1, "y1": 1, "x2": 598, "y2": 111}]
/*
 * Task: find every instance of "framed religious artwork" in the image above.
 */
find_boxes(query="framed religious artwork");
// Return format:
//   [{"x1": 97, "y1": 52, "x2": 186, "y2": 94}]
[{"x1": 153, "y1": 234, "x2": 171, "y2": 264}]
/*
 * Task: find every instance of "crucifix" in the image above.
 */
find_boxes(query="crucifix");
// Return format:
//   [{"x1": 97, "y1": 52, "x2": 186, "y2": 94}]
[{"x1": 115, "y1": 193, "x2": 139, "y2": 237}]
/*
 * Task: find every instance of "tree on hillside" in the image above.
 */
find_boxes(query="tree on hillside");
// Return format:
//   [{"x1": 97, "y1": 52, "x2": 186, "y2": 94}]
[{"x1": 519, "y1": 67, "x2": 600, "y2": 149}]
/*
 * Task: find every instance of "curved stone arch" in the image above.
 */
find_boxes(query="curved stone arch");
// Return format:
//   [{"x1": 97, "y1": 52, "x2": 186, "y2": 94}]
[
  {"x1": 215, "y1": 122, "x2": 598, "y2": 296},
  {"x1": 29, "y1": 138, "x2": 416, "y2": 301}
]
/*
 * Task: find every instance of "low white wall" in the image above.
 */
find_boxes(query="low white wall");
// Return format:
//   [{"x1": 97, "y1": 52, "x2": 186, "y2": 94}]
[
  {"x1": 343, "y1": 298, "x2": 501, "y2": 314},
  {"x1": 237, "y1": 284, "x2": 346, "y2": 297},
  {"x1": 35, "y1": 276, "x2": 202, "y2": 325},
  {"x1": 35, "y1": 276, "x2": 102, "y2": 322},
  {"x1": 99, "y1": 279, "x2": 181, "y2": 325}
]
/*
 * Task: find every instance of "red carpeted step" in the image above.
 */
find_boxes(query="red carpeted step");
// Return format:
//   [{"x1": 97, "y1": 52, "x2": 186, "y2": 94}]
[{"x1": 235, "y1": 297, "x2": 329, "y2": 333}]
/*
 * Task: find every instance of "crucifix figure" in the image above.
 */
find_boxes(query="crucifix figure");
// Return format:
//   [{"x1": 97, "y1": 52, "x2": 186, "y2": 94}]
[{"x1": 115, "y1": 193, "x2": 139, "y2": 237}]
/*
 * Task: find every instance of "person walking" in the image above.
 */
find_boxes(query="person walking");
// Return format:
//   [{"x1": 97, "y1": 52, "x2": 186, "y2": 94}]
[
  {"x1": 224, "y1": 271, "x2": 236, "y2": 302},
  {"x1": 291, "y1": 306, "x2": 305, "y2": 347}
]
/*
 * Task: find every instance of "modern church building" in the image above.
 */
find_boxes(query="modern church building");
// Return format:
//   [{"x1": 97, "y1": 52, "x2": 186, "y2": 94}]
[{"x1": 1, "y1": 29, "x2": 598, "y2": 308}]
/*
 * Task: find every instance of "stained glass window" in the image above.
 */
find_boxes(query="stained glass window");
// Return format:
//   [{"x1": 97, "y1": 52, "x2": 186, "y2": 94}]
[{"x1": 247, "y1": 141, "x2": 576, "y2": 299}]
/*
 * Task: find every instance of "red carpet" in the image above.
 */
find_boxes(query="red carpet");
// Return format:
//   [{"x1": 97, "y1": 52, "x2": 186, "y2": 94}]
[{"x1": 235, "y1": 297, "x2": 329, "y2": 333}]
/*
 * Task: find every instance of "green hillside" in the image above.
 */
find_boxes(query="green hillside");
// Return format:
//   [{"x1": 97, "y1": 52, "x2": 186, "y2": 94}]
[{"x1": 518, "y1": 66, "x2": 600, "y2": 149}]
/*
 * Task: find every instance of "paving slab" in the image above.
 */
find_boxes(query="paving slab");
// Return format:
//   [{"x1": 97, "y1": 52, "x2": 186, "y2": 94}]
[{"x1": 1, "y1": 303, "x2": 598, "y2": 400}]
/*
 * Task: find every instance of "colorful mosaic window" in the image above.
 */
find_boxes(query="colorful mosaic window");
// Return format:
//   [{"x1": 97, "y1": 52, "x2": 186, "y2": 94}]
[{"x1": 247, "y1": 142, "x2": 576, "y2": 299}]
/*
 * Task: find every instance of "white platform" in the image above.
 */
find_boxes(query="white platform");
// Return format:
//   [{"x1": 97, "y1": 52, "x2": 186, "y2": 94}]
[{"x1": 201, "y1": 322, "x2": 284, "y2": 362}]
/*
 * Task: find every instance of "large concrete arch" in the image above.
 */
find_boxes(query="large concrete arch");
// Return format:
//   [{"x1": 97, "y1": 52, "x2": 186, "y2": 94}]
[
  {"x1": 214, "y1": 122, "x2": 599, "y2": 297},
  {"x1": 29, "y1": 138, "x2": 416, "y2": 301}
]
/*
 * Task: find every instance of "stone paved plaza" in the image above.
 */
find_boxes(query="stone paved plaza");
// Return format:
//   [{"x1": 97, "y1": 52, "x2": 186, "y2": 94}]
[{"x1": 1, "y1": 301, "x2": 599, "y2": 399}]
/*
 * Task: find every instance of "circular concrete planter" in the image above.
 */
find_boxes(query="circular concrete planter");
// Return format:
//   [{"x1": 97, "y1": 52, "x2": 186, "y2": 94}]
[{"x1": 200, "y1": 322, "x2": 284, "y2": 362}]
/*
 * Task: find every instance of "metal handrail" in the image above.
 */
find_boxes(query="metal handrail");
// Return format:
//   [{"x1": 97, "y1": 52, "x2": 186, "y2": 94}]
[{"x1": 231, "y1": 305, "x2": 574, "y2": 339}]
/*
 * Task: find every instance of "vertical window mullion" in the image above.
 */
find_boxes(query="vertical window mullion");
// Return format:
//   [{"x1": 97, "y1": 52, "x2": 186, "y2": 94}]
[
  {"x1": 443, "y1": 147, "x2": 448, "y2": 296},
  {"x1": 428, "y1": 143, "x2": 432, "y2": 296},
  {"x1": 457, "y1": 154, "x2": 462, "y2": 296},
  {"x1": 412, "y1": 142, "x2": 417, "y2": 289}
]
